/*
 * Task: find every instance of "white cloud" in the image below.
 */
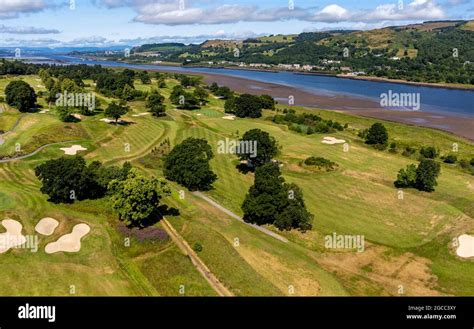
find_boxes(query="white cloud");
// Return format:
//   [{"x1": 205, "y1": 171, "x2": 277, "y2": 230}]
[
  {"x1": 0, "y1": 24, "x2": 60, "y2": 34},
  {"x1": 96, "y1": 0, "x2": 446, "y2": 26},
  {"x1": 0, "y1": 0, "x2": 49, "y2": 19},
  {"x1": 313, "y1": 5, "x2": 350, "y2": 22},
  {"x1": 360, "y1": 0, "x2": 445, "y2": 22},
  {"x1": 133, "y1": 4, "x2": 310, "y2": 25},
  {"x1": 0, "y1": 37, "x2": 61, "y2": 47}
]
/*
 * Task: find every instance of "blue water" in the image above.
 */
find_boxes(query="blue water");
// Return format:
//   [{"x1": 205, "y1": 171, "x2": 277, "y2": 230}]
[{"x1": 25, "y1": 55, "x2": 474, "y2": 117}]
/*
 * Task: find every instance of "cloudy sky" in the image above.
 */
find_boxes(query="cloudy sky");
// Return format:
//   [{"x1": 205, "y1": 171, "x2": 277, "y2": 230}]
[{"x1": 0, "y1": 0, "x2": 472, "y2": 47}]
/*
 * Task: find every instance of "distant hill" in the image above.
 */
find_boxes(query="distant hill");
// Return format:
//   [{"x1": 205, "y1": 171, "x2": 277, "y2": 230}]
[
  {"x1": 133, "y1": 43, "x2": 188, "y2": 53},
  {"x1": 131, "y1": 20, "x2": 474, "y2": 85}
]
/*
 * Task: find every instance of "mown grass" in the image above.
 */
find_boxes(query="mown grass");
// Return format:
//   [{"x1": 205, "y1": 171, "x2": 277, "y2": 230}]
[{"x1": 0, "y1": 73, "x2": 472, "y2": 296}]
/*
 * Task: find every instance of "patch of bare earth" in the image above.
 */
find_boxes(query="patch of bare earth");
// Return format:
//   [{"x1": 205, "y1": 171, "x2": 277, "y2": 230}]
[
  {"x1": 236, "y1": 248, "x2": 321, "y2": 296},
  {"x1": 316, "y1": 245, "x2": 442, "y2": 296}
]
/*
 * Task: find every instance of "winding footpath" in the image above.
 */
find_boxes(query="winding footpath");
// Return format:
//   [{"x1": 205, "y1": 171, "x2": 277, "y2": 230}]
[
  {"x1": 0, "y1": 140, "x2": 86, "y2": 163},
  {"x1": 161, "y1": 218, "x2": 233, "y2": 296},
  {"x1": 192, "y1": 191, "x2": 289, "y2": 243}
]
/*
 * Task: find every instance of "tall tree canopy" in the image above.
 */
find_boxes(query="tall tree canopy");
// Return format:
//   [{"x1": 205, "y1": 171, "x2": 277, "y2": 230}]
[
  {"x1": 5, "y1": 80, "x2": 37, "y2": 112},
  {"x1": 35, "y1": 156, "x2": 100, "y2": 203},
  {"x1": 365, "y1": 122, "x2": 388, "y2": 148},
  {"x1": 415, "y1": 159, "x2": 441, "y2": 192},
  {"x1": 109, "y1": 169, "x2": 171, "y2": 227},
  {"x1": 164, "y1": 138, "x2": 217, "y2": 191},
  {"x1": 394, "y1": 159, "x2": 441, "y2": 192},
  {"x1": 146, "y1": 90, "x2": 166, "y2": 117},
  {"x1": 242, "y1": 163, "x2": 313, "y2": 231},
  {"x1": 35, "y1": 156, "x2": 131, "y2": 203},
  {"x1": 239, "y1": 129, "x2": 279, "y2": 168},
  {"x1": 105, "y1": 101, "x2": 129, "y2": 123}
]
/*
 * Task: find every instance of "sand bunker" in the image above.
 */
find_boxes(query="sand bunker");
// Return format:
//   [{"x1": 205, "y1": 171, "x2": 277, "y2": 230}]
[
  {"x1": 456, "y1": 234, "x2": 474, "y2": 258},
  {"x1": 322, "y1": 137, "x2": 346, "y2": 145},
  {"x1": 39, "y1": 109, "x2": 50, "y2": 114},
  {"x1": 60, "y1": 145, "x2": 87, "y2": 155},
  {"x1": 100, "y1": 118, "x2": 124, "y2": 124},
  {"x1": 131, "y1": 112, "x2": 150, "y2": 117},
  {"x1": 35, "y1": 217, "x2": 59, "y2": 236},
  {"x1": 0, "y1": 219, "x2": 26, "y2": 254},
  {"x1": 222, "y1": 115, "x2": 236, "y2": 120},
  {"x1": 45, "y1": 223, "x2": 90, "y2": 254},
  {"x1": 72, "y1": 113, "x2": 82, "y2": 120}
]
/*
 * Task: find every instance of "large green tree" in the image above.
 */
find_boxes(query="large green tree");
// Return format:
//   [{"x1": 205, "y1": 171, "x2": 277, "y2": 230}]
[
  {"x1": 5, "y1": 80, "x2": 37, "y2": 112},
  {"x1": 170, "y1": 85, "x2": 199, "y2": 109},
  {"x1": 242, "y1": 163, "x2": 287, "y2": 226},
  {"x1": 275, "y1": 183, "x2": 313, "y2": 231},
  {"x1": 259, "y1": 94, "x2": 276, "y2": 110},
  {"x1": 105, "y1": 101, "x2": 129, "y2": 123},
  {"x1": 415, "y1": 159, "x2": 441, "y2": 192},
  {"x1": 164, "y1": 138, "x2": 217, "y2": 191},
  {"x1": 193, "y1": 86, "x2": 209, "y2": 105},
  {"x1": 234, "y1": 94, "x2": 263, "y2": 118},
  {"x1": 239, "y1": 129, "x2": 278, "y2": 168},
  {"x1": 35, "y1": 156, "x2": 101, "y2": 203},
  {"x1": 146, "y1": 90, "x2": 166, "y2": 117},
  {"x1": 242, "y1": 163, "x2": 313, "y2": 231},
  {"x1": 109, "y1": 169, "x2": 171, "y2": 227},
  {"x1": 365, "y1": 122, "x2": 388, "y2": 148},
  {"x1": 394, "y1": 160, "x2": 441, "y2": 192}
]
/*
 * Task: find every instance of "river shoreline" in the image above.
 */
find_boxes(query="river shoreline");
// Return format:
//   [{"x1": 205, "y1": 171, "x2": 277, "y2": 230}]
[
  {"x1": 15, "y1": 55, "x2": 474, "y2": 141},
  {"x1": 186, "y1": 71, "x2": 474, "y2": 141},
  {"x1": 106, "y1": 57, "x2": 474, "y2": 91},
  {"x1": 335, "y1": 74, "x2": 474, "y2": 91},
  {"x1": 109, "y1": 64, "x2": 474, "y2": 141}
]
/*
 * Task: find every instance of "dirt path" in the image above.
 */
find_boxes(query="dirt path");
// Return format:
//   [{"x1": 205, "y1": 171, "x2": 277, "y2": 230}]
[
  {"x1": 160, "y1": 218, "x2": 234, "y2": 296},
  {"x1": 0, "y1": 140, "x2": 86, "y2": 163},
  {"x1": 0, "y1": 112, "x2": 25, "y2": 145},
  {"x1": 192, "y1": 191, "x2": 289, "y2": 243}
]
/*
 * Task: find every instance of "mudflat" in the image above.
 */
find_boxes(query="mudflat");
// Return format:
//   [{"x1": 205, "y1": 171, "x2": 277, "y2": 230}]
[{"x1": 191, "y1": 72, "x2": 474, "y2": 141}]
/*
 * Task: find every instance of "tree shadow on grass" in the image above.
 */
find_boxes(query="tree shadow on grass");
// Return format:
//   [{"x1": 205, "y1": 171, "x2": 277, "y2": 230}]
[
  {"x1": 131, "y1": 204, "x2": 180, "y2": 228},
  {"x1": 236, "y1": 163, "x2": 254, "y2": 174}
]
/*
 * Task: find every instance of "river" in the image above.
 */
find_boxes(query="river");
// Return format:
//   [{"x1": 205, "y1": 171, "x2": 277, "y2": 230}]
[{"x1": 14, "y1": 54, "x2": 474, "y2": 118}]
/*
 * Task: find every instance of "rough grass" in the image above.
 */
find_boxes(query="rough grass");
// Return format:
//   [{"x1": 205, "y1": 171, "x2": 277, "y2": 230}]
[{"x1": 0, "y1": 73, "x2": 473, "y2": 296}]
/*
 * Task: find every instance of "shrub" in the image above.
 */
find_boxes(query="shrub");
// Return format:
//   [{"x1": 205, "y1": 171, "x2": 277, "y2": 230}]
[
  {"x1": 365, "y1": 123, "x2": 388, "y2": 149},
  {"x1": 193, "y1": 242, "x2": 203, "y2": 253},
  {"x1": 394, "y1": 160, "x2": 441, "y2": 192},
  {"x1": 402, "y1": 146, "x2": 416, "y2": 157},
  {"x1": 419, "y1": 146, "x2": 439, "y2": 159},
  {"x1": 358, "y1": 128, "x2": 368, "y2": 139},
  {"x1": 442, "y1": 154, "x2": 457, "y2": 164},
  {"x1": 415, "y1": 159, "x2": 441, "y2": 192},
  {"x1": 394, "y1": 164, "x2": 417, "y2": 188},
  {"x1": 389, "y1": 142, "x2": 398, "y2": 153},
  {"x1": 303, "y1": 156, "x2": 337, "y2": 171}
]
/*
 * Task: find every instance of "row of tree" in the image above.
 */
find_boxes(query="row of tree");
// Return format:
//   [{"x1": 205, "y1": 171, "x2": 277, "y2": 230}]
[
  {"x1": 394, "y1": 160, "x2": 441, "y2": 192},
  {"x1": 358, "y1": 122, "x2": 443, "y2": 192},
  {"x1": 224, "y1": 94, "x2": 275, "y2": 118},
  {"x1": 35, "y1": 156, "x2": 170, "y2": 227}
]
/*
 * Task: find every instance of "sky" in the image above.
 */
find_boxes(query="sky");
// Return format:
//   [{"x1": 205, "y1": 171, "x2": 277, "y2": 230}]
[{"x1": 0, "y1": 0, "x2": 472, "y2": 47}]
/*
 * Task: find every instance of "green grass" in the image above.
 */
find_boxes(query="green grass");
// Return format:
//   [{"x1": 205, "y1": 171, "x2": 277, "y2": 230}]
[{"x1": 0, "y1": 72, "x2": 473, "y2": 296}]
